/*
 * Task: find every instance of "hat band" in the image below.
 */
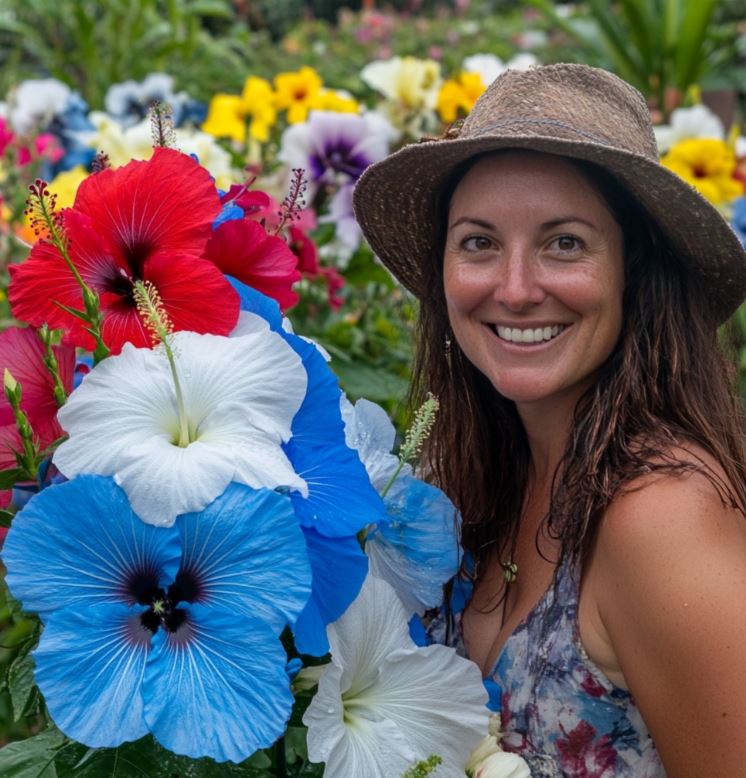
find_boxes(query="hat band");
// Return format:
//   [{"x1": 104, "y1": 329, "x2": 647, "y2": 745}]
[{"x1": 471, "y1": 118, "x2": 616, "y2": 147}]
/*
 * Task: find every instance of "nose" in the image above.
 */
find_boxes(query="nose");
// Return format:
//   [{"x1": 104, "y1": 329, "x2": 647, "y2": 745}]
[{"x1": 494, "y1": 247, "x2": 545, "y2": 311}]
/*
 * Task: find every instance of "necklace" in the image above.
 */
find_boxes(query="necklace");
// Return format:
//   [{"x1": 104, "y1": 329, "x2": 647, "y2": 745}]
[{"x1": 500, "y1": 560, "x2": 518, "y2": 584}]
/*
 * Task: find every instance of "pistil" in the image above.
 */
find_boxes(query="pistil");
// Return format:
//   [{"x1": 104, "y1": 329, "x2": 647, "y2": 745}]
[{"x1": 133, "y1": 280, "x2": 192, "y2": 447}]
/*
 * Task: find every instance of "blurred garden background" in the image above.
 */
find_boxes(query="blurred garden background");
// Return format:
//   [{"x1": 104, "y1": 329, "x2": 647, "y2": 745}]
[{"x1": 0, "y1": 0, "x2": 745, "y2": 748}]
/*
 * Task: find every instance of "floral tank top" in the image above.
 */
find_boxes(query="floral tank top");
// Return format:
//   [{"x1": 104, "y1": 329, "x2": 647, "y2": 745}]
[{"x1": 427, "y1": 556, "x2": 666, "y2": 777}]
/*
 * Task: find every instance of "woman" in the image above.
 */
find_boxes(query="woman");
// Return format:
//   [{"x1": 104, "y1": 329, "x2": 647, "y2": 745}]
[{"x1": 353, "y1": 64, "x2": 746, "y2": 776}]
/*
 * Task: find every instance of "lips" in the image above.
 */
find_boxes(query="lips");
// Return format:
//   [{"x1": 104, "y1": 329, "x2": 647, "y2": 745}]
[{"x1": 491, "y1": 324, "x2": 568, "y2": 344}]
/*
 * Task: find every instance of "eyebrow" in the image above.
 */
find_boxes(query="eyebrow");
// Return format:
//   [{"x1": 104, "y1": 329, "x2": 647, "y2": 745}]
[{"x1": 448, "y1": 215, "x2": 600, "y2": 231}]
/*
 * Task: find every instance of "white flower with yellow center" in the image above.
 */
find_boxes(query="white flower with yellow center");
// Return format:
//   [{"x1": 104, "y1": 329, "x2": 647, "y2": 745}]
[
  {"x1": 304, "y1": 575, "x2": 489, "y2": 777},
  {"x1": 54, "y1": 313, "x2": 307, "y2": 526}
]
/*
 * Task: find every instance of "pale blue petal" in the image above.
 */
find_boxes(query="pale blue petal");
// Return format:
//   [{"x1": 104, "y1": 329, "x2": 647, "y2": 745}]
[
  {"x1": 34, "y1": 602, "x2": 150, "y2": 747},
  {"x1": 293, "y1": 528, "x2": 368, "y2": 656},
  {"x1": 2, "y1": 475, "x2": 181, "y2": 618},
  {"x1": 175, "y1": 484, "x2": 311, "y2": 631},
  {"x1": 144, "y1": 604, "x2": 293, "y2": 763},
  {"x1": 367, "y1": 475, "x2": 461, "y2": 615}
]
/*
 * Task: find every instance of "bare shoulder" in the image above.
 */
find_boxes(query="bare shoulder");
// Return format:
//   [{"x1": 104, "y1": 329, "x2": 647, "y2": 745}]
[
  {"x1": 590, "y1": 444, "x2": 746, "y2": 776},
  {"x1": 599, "y1": 443, "x2": 746, "y2": 559}
]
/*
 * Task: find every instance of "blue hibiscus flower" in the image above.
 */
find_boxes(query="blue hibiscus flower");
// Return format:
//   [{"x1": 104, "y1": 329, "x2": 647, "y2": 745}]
[{"x1": 2, "y1": 476, "x2": 311, "y2": 763}]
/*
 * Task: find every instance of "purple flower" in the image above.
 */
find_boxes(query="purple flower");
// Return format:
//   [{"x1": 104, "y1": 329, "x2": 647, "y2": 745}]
[{"x1": 278, "y1": 110, "x2": 396, "y2": 197}]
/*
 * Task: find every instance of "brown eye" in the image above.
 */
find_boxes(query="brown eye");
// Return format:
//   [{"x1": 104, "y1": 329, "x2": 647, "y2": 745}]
[
  {"x1": 463, "y1": 236, "x2": 492, "y2": 251},
  {"x1": 557, "y1": 236, "x2": 578, "y2": 251}
]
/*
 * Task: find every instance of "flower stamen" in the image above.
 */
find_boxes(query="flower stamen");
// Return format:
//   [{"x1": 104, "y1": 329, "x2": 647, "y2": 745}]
[{"x1": 133, "y1": 280, "x2": 192, "y2": 447}]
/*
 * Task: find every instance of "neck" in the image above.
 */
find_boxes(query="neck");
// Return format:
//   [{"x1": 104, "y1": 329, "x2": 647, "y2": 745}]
[{"x1": 515, "y1": 390, "x2": 580, "y2": 486}]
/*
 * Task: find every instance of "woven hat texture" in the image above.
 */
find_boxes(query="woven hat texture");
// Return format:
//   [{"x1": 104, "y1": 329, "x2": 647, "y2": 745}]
[{"x1": 352, "y1": 63, "x2": 746, "y2": 323}]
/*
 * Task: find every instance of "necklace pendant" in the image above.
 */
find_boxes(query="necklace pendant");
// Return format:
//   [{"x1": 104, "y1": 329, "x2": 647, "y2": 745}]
[{"x1": 501, "y1": 560, "x2": 518, "y2": 584}]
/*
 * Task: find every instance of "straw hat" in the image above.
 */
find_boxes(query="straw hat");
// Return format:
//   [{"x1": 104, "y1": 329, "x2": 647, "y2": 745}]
[{"x1": 353, "y1": 63, "x2": 746, "y2": 324}]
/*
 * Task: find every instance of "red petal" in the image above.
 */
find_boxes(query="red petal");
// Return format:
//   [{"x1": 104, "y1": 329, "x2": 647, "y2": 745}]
[
  {"x1": 289, "y1": 225, "x2": 320, "y2": 275},
  {"x1": 204, "y1": 219, "x2": 301, "y2": 310},
  {"x1": 73, "y1": 147, "x2": 221, "y2": 268},
  {"x1": 0, "y1": 425, "x2": 21, "y2": 471},
  {"x1": 221, "y1": 186, "x2": 271, "y2": 214},
  {"x1": 0, "y1": 327, "x2": 72, "y2": 450},
  {"x1": 9, "y1": 211, "x2": 129, "y2": 350},
  {"x1": 142, "y1": 252, "x2": 240, "y2": 338}
]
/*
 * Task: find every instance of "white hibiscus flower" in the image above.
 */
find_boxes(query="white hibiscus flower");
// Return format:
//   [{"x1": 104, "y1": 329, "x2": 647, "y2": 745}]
[
  {"x1": 54, "y1": 314, "x2": 307, "y2": 526},
  {"x1": 304, "y1": 575, "x2": 489, "y2": 777}
]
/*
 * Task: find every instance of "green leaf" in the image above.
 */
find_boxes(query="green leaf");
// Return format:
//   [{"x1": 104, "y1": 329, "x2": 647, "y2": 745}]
[
  {"x1": 0, "y1": 726, "x2": 65, "y2": 777},
  {"x1": 333, "y1": 360, "x2": 409, "y2": 403},
  {"x1": 8, "y1": 651, "x2": 37, "y2": 722},
  {"x1": 51, "y1": 301, "x2": 89, "y2": 324},
  {"x1": 54, "y1": 736, "x2": 273, "y2": 777},
  {"x1": 674, "y1": 0, "x2": 718, "y2": 92},
  {"x1": 284, "y1": 726, "x2": 308, "y2": 764},
  {"x1": 0, "y1": 468, "x2": 28, "y2": 489}
]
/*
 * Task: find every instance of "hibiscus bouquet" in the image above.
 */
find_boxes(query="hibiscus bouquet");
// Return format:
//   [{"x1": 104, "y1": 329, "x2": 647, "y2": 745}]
[{"x1": 0, "y1": 113, "x2": 511, "y2": 777}]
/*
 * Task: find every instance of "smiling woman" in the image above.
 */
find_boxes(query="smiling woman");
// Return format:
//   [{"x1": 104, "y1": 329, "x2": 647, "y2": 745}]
[
  {"x1": 443, "y1": 151, "x2": 625, "y2": 413},
  {"x1": 353, "y1": 64, "x2": 746, "y2": 777}
]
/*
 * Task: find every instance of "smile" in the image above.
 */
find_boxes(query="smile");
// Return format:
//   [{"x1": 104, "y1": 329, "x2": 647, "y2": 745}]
[{"x1": 493, "y1": 324, "x2": 568, "y2": 344}]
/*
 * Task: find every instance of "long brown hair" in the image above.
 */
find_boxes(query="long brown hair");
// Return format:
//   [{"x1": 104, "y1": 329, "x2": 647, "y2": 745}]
[{"x1": 410, "y1": 151, "x2": 746, "y2": 586}]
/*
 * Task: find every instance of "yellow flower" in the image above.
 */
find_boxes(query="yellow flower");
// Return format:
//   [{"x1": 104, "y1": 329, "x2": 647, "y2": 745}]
[
  {"x1": 316, "y1": 89, "x2": 359, "y2": 115},
  {"x1": 274, "y1": 67, "x2": 324, "y2": 124},
  {"x1": 240, "y1": 77, "x2": 277, "y2": 142},
  {"x1": 202, "y1": 77, "x2": 277, "y2": 143},
  {"x1": 48, "y1": 165, "x2": 88, "y2": 209},
  {"x1": 202, "y1": 94, "x2": 246, "y2": 143},
  {"x1": 661, "y1": 138, "x2": 743, "y2": 206},
  {"x1": 437, "y1": 72, "x2": 485, "y2": 123}
]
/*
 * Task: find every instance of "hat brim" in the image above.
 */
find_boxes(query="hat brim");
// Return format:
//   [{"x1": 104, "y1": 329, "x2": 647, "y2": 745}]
[{"x1": 353, "y1": 134, "x2": 746, "y2": 324}]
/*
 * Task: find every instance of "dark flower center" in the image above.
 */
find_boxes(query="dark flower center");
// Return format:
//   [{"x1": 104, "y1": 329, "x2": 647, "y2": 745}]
[{"x1": 127, "y1": 566, "x2": 202, "y2": 635}]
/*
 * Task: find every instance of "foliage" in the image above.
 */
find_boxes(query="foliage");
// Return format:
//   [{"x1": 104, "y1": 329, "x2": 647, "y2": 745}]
[
  {"x1": 0, "y1": 0, "x2": 254, "y2": 106},
  {"x1": 528, "y1": 0, "x2": 742, "y2": 116}
]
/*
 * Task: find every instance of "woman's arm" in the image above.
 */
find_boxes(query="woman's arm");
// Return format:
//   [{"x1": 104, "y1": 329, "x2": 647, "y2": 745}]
[{"x1": 592, "y1": 467, "x2": 746, "y2": 777}]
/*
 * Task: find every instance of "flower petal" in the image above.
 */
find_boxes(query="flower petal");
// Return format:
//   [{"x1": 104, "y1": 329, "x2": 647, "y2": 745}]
[
  {"x1": 305, "y1": 576, "x2": 489, "y2": 775},
  {"x1": 282, "y1": 327, "x2": 385, "y2": 538},
  {"x1": 144, "y1": 604, "x2": 293, "y2": 763},
  {"x1": 73, "y1": 147, "x2": 221, "y2": 263},
  {"x1": 54, "y1": 329, "x2": 307, "y2": 526},
  {"x1": 204, "y1": 219, "x2": 300, "y2": 311},
  {"x1": 340, "y1": 396, "x2": 408, "y2": 492},
  {"x1": 2, "y1": 475, "x2": 181, "y2": 616},
  {"x1": 305, "y1": 664, "x2": 417, "y2": 778},
  {"x1": 176, "y1": 484, "x2": 311, "y2": 631},
  {"x1": 142, "y1": 250, "x2": 240, "y2": 339},
  {"x1": 367, "y1": 474, "x2": 461, "y2": 615},
  {"x1": 230, "y1": 282, "x2": 385, "y2": 537},
  {"x1": 34, "y1": 602, "x2": 150, "y2": 747},
  {"x1": 293, "y1": 528, "x2": 367, "y2": 656}
]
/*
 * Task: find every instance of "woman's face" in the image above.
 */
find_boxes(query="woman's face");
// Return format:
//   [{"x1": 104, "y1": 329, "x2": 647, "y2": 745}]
[{"x1": 443, "y1": 151, "x2": 625, "y2": 413}]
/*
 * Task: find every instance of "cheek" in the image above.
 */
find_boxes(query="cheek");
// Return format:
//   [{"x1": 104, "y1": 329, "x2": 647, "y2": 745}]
[{"x1": 443, "y1": 262, "x2": 492, "y2": 314}]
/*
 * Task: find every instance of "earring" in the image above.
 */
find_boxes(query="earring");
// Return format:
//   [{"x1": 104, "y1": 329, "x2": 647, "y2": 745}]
[{"x1": 444, "y1": 334, "x2": 452, "y2": 370}]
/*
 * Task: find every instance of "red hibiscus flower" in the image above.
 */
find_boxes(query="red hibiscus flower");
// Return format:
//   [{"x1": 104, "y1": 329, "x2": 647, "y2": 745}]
[
  {"x1": 204, "y1": 218, "x2": 301, "y2": 311},
  {"x1": 9, "y1": 148, "x2": 239, "y2": 354}
]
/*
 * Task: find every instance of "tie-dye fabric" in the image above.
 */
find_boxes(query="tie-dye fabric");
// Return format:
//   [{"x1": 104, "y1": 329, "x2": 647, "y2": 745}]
[{"x1": 427, "y1": 557, "x2": 666, "y2": 777}]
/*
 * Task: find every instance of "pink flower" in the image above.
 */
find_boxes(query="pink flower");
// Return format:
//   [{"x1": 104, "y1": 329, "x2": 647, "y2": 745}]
[{"x1": 0, "y1": 327, "x2": 75, "y2": 471}]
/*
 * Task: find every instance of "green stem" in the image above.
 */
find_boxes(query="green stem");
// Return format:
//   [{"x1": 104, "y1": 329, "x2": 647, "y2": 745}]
[
  {"x1": 380, "y1": 459, "x2": 405, "y2": 499},
  {"x1": 38, "y1": 326, "x2": 68, "y2": 407},
  {"x1": 164, "y1": 341, "x2": 191, "y2": 447}
]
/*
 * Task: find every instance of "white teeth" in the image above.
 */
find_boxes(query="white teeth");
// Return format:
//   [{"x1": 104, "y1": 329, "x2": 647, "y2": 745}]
[{"x1": 495, "y1": 324, "x2": 566, "y2": 343}]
